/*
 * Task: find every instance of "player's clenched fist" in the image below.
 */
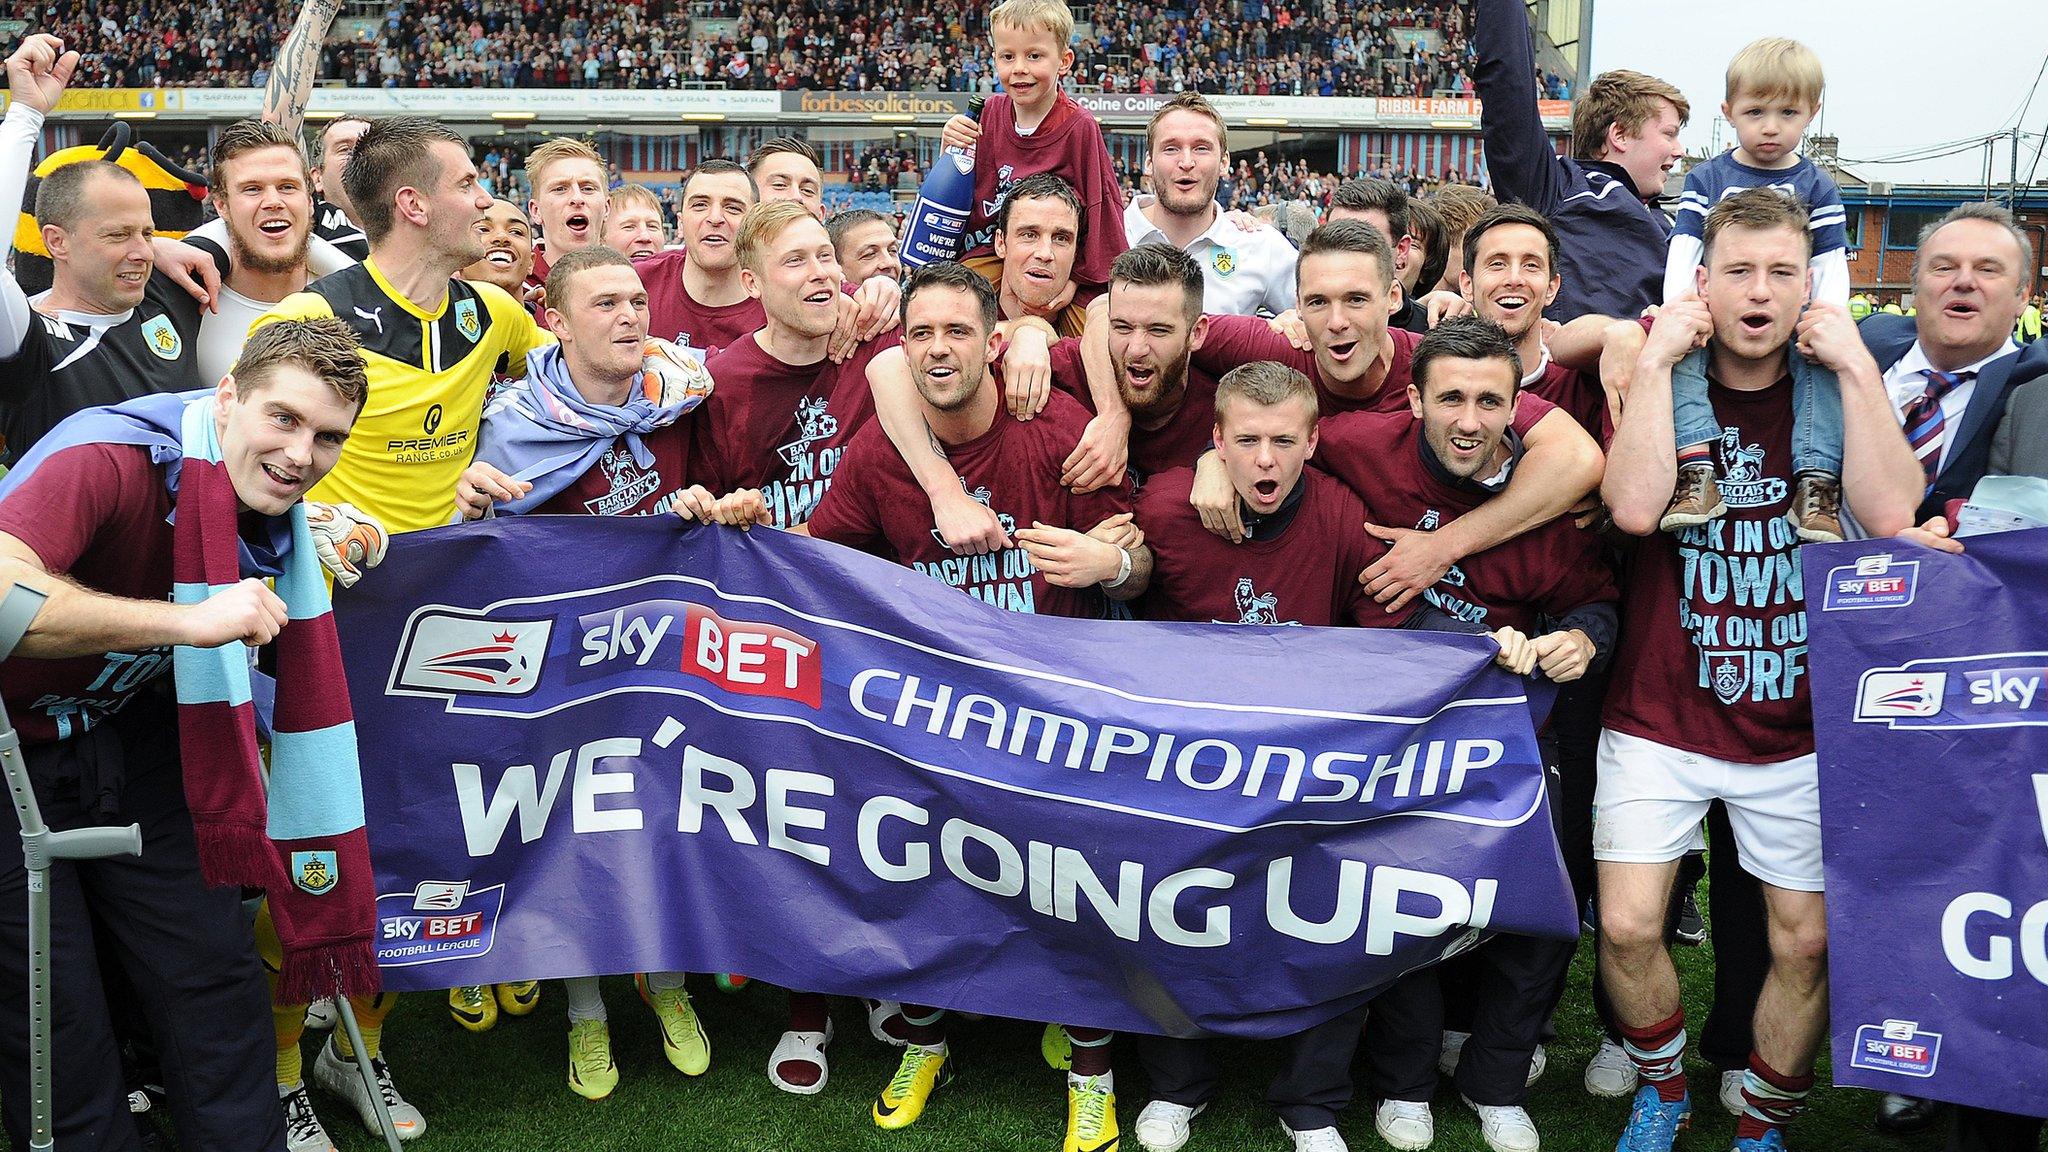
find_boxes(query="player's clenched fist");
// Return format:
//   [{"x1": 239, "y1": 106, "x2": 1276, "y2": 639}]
[
  {"x1": 181, "y1": 579, "x2": 290, "y2": 649},
  {"x1": 5, "y1": 35, "x2": 79, "y2": 117}
]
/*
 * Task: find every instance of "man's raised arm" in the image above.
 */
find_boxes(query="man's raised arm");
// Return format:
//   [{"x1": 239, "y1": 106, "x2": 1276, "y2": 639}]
[
  {"x1": 261, "y1": 0, "x2": 344, "y2": 136},
  {"x1": 1473, "y1": 0, "x2": 1563, "y2": 214},
  {"x1": 0, "y1": 36, "x2": 76, "y2": 364}
]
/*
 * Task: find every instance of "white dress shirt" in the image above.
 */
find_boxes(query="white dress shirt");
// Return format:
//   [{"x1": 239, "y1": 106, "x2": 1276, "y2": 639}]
[
  {"x1": 1121, "y1": 195, "x2": 1298, "y2": 318},
  {"x1": 1883, "y1": 339, "x2": 2020, "y2": 473}
]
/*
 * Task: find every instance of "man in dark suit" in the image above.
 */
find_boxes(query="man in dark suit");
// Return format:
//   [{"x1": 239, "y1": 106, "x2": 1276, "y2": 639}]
[
  {"x1": 1991, "y1": 363, "x2": 2048, "y2": 479},
  {"x1": 1862, "y1": 202, "x2": 2046, "y2": 1140},
  {"x1": 1859, "y1": 203, "x2": 2046, "y2": 533}
]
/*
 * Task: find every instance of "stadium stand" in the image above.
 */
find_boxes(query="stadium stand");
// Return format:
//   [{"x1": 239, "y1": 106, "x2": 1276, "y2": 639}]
[{"x1": 35, "y1": 0, "x2": 1556, "y2": 101}]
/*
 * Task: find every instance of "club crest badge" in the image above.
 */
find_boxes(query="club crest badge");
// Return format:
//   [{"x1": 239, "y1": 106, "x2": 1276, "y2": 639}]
[
  {"x1": 292, "y1": 850, "x2": 338, "y2": 895},
  {"x1": 141, "y1": 315, "x2": 183, "y2": 360},
  {"x1": 1707, "y1": 650, "x2": 1752, "y2": 705},
  {"x1": 455, "y1": 297, "x2": 482, "y2": 343}
]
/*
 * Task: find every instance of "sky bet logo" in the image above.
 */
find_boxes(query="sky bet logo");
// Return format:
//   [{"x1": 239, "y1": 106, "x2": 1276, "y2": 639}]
[
  {"x1": 374, "y1": 880, "x2": 505, "y2": 968},
  {"x1": 1849, "y1": 1019, "x2": 1942, "y2": 1078},
  {"x1": 568, "y1": 600, "x2": 823, "y2": 708},
  {"x1": 1855, "y1": 653, "x2": 2048, "y2": 729},
  {"x1": 1822, "y1": 553, "x2": 1920, "y2": 611}
]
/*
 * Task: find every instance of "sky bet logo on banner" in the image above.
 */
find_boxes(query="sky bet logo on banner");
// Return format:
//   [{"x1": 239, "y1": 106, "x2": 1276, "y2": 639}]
[
  {"x1": 386, "y1": 592, "x2": 827, "y2": 718},
  {"x1": 1822, "y1": 552, "x2": 1921, "y2": 611},
  {"x1": 375, "y1": 880, "x2": 506, "y2": 967},
  {"x1": 1849, "y1": 1019, "x2": 1943, "y2": 1078},
  {"x1": 1854, "y1": 653, "x2": 2048, "y2": 729}
]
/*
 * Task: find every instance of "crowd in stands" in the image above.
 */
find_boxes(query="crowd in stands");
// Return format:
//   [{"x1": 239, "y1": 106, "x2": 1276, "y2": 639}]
[
  {"x1": 41, "y1": 0, "x2": 286, "y2": 88},
  {"x1": 32, "y1": 0, "x2": 1569, "y2": 100}
]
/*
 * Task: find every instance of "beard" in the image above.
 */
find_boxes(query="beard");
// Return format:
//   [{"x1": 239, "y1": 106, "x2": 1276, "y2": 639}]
[
  {"x1": 1156, "y1": 173, "x2": 1219, "y2": 217},
  {"x1": 226, "y1": 218, "x2": 310, "y2": 277},
  {"x1": 1119, "y1": 343, "x2": 1193, "y2": 423}
]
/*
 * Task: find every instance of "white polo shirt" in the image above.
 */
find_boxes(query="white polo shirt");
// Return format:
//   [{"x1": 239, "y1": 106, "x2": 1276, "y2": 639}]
[{"x1": 1121, "y1": 195, "x2": 1299, "y2": 317}]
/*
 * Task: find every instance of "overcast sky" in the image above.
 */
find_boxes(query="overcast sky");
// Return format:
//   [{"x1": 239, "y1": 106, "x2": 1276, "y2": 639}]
[{"x1": 1589, "y1": 2, "x2": 2047, "y2": 188}]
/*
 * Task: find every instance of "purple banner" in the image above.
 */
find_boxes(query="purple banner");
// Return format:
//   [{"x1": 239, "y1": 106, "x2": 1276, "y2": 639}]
[
  {"x1": 335, "y1": 516, "x2": 1575, "y2": 1039},
  {"x1": 1807, "y1": 528, "x2": 2048, "y2": 1114}
]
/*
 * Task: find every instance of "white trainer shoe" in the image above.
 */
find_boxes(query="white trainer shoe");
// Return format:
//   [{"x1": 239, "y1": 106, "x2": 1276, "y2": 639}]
[
  {"x1": 1583, "y1": 1038, "x2": 1639, "y2": 1098},
  {"x1": 1133, "y1": 1100, "x2": 1205, "y2": 1152},
  {"x1": 1440, "y1": 1032, "x2": 1547, "y2": 1086},
  {"x1": 312, "y1": 1039, "x2": 425, "y2": 1142},
  {"x1": 1463, "y1": 1096, "x2": 1541, "y2": 1152},
  {"x1": 279, "y1": 1081, "x2": 335, "y2": 1152},
  {"x1": 1375, "y1": 1099, "x2": 1434, "y2": 1150},
  {"x1": 1282, "y1": 1118, "x2": 1351, "y2": 1152},
  {"x1": 1721, "y1": 1069, "x2": 1747, "y2": 1117}
]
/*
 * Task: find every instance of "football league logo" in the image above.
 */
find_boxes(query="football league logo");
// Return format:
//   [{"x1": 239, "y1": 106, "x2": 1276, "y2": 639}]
[
  {"x1": 776, "y1": 397, "x2": 840, "y2": 468},
  {"x1": 1715, "y1": 426, "x2": 1788, "y2": 508},
  {"x1": 376, "y1": 879, "x2": 506, "y2": 967},
  {"x1": 1218, "y1": 577, "x2": 1297, "y2": 626},
  {"x1": 1850, "y1": 1019, "x2": 1942, "y2": 1078},
  {"x1": 1823, "y1": 553, "x2": 1920, "y2": 611},
  {"x1": 586, "y1": 445, "x2": 661, "y2": 515},
  {"x1": 392, "y1": 613, "x2": 553, "y2": 697},
  {"x1": 1855, "y1": 672, "x2": 1947, "y2": 720}
]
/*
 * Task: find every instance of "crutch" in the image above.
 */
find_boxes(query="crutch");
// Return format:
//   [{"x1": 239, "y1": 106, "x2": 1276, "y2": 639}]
[{"x1": 0, "y1": 584, "x2": 143, "y2": 1151}]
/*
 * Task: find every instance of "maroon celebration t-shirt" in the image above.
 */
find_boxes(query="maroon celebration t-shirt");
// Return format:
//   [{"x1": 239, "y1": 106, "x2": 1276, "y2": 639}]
[
  {"x1": 1317, "y1": 411, "x2": 1616, "y2": 632},
  {"x1": 807, "y1": 391, "x2": 1133, "y2": 620},
  {"x1": 1048, "y1": 337, "x2": 1219, "y2": 487},
  {"x1": 634, "y1": 249, "x2": 766, "y2": 358},
  {"x1": 1604, "y1": 375, "x2": 1812, "y2": 763},
  {"x1": 1136, "y1": 465, "x2": 1405, "y2": 628},
  {"x1": 1525, "y1": 355, "x2": 1612, "y2": 445},
  {"x1": 1192, "y1": 315, "x2": 1428, "y2": 417},
  {"x1": 0, "y1": 444, "x2": 177, "y2": 744},
  {"x1": 533, "y1": 419, "x2": 698, "y2": 517},
  {"x1": 697, "y1": 330, "x2": 902, "y2": 527},
  {"x1": 961, "y1": 92, "x2": 1130, "y2": 295}
]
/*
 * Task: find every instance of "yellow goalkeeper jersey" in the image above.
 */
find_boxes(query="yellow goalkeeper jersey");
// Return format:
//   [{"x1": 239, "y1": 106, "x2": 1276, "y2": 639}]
[{"x1": 254, "y1": 259, "x2": 551, "y2": 533}]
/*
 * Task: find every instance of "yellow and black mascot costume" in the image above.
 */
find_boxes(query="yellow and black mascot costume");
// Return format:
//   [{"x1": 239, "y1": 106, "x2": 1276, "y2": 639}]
[{"x1": 11, "y1": 120, "x2": 208, "y2": 295}]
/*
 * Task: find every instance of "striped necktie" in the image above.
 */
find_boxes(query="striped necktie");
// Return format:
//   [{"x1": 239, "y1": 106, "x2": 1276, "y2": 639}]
[{"x1": 1901, "y1": 369, "x2": 1972, "y2": 491}]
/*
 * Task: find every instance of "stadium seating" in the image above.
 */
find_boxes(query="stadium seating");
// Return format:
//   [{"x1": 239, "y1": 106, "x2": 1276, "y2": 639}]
[{"x1": 40, "y1": 0, "x2": 1486, "y2": 101}]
